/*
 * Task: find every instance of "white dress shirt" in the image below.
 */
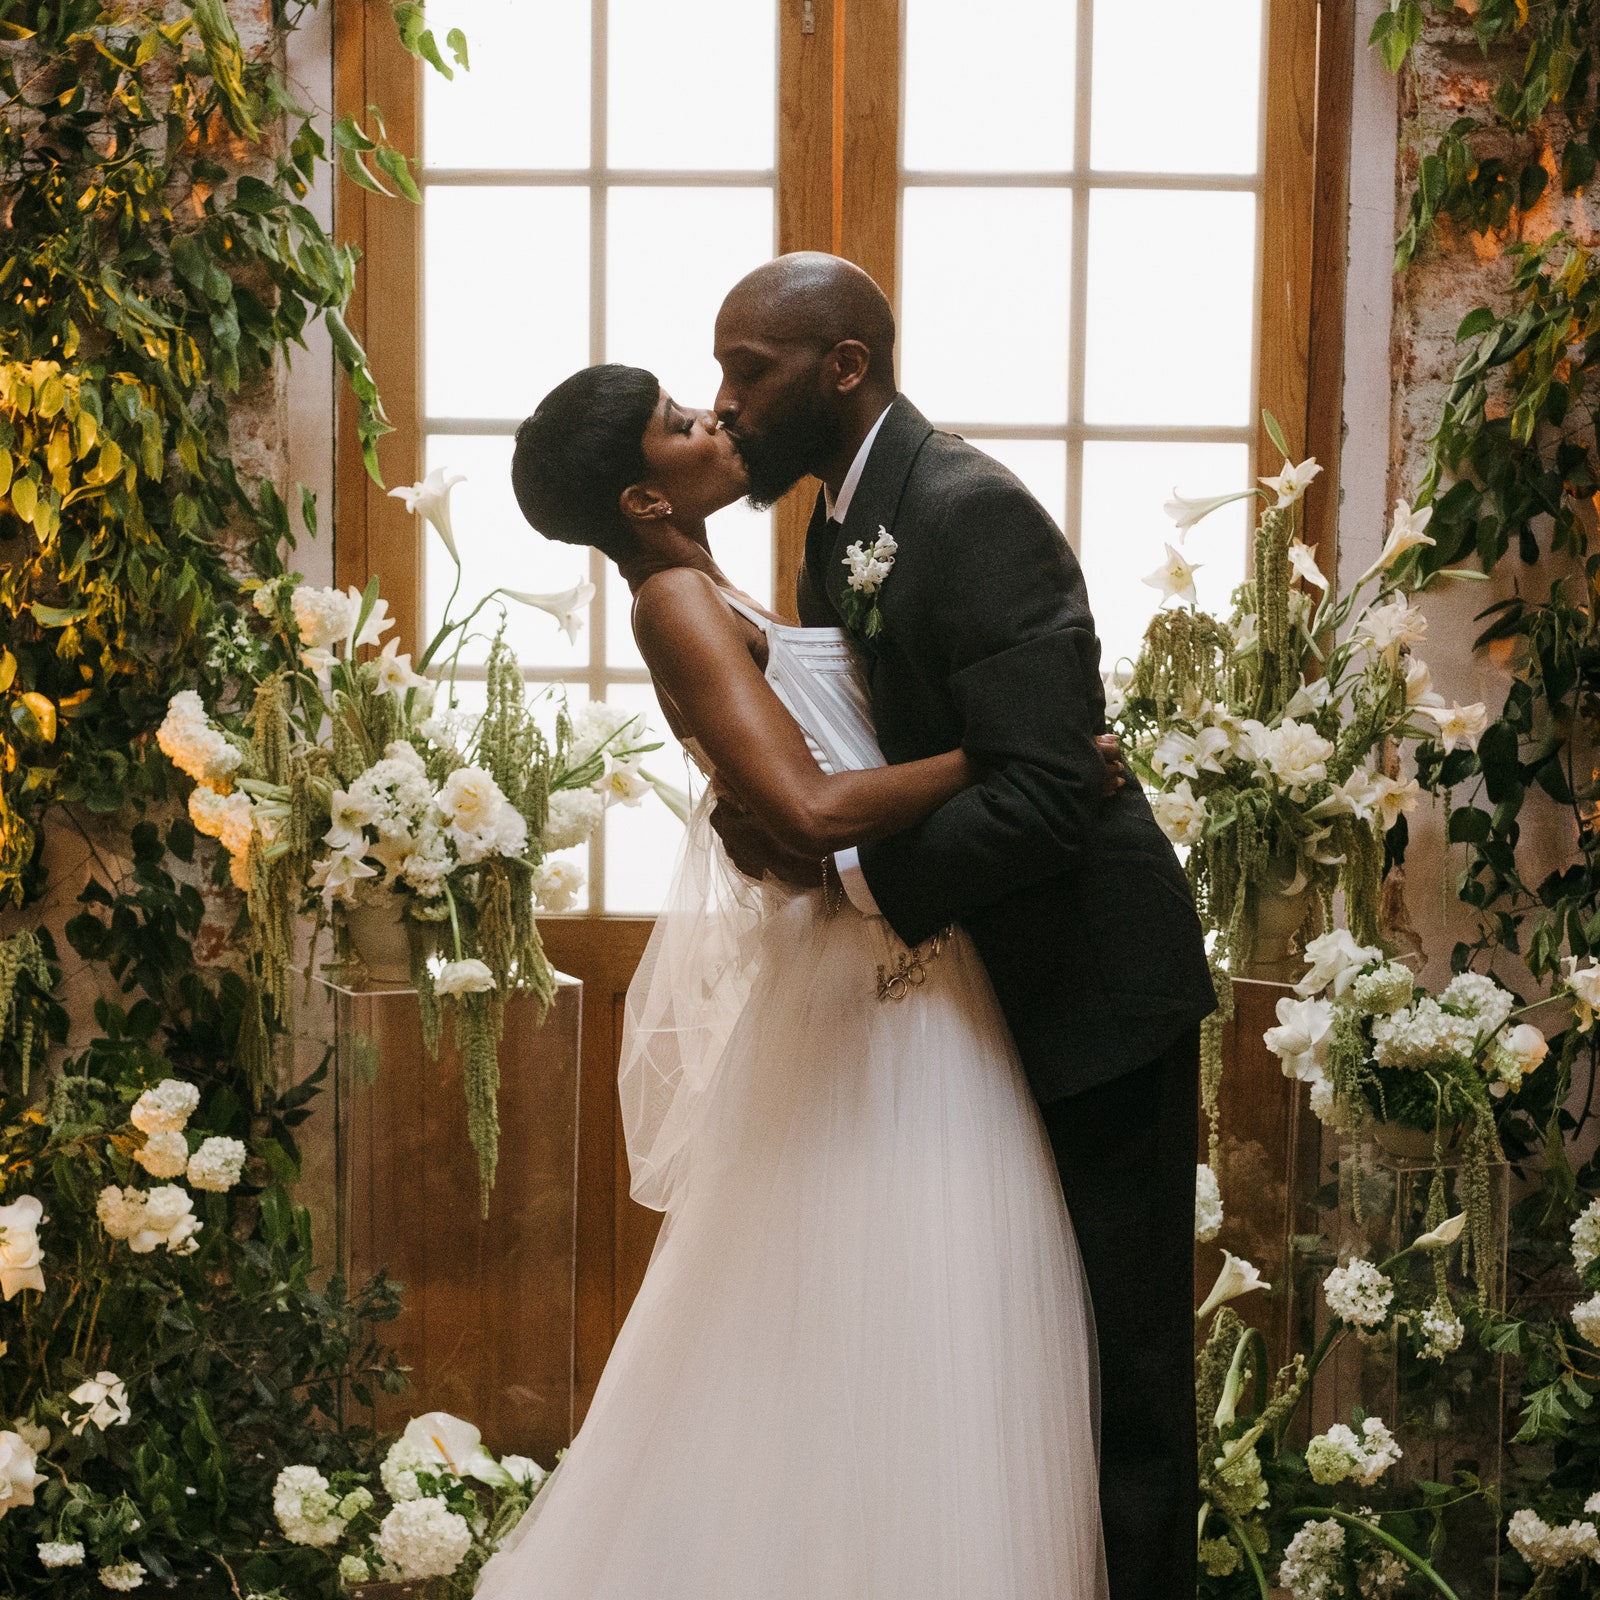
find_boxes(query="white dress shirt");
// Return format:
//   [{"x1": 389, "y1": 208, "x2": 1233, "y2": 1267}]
[{"x1": 825, "y1": 405, "x2": 894, "y2": 917}]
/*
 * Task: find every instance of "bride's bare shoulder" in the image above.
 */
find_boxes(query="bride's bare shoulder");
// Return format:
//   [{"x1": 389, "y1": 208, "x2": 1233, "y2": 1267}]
[{"x1": 631, "y1": 568, "x2": 750, "y2": 670}]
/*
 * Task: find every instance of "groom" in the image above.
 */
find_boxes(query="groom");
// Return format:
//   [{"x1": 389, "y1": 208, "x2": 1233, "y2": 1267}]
[{"x1": 709, "y1": 253, "x2": 1217, "y2": 1600}]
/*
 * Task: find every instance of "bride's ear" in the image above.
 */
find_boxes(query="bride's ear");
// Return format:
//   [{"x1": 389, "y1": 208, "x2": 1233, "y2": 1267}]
[{"x1": 620, "y1": 482, "x2": 673, "y2": 522}]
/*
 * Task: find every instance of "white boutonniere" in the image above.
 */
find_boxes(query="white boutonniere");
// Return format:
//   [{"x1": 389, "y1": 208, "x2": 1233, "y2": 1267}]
[{"x1": 839, "y1": 525, "x2": 897, "y2": 641}]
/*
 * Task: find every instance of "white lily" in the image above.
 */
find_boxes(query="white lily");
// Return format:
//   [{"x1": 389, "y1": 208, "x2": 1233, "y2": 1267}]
[
  {"x1": 1360, "y1": 500, "x2": 1436, "y2": 583},
  {"x1": 1413, "y1": 1214, "x2": 1466, "y2": 1250},
  {"x1": 503, "y1": 580, "x2": 597, "y2": 645},
  {"x1": 1418, "y1": 701, "x2": 1489, "y2": 754},
  {"x1": 389, "y1": 468, "x2": 467, "y2": 566},
  {"x1": 1403, "y1": 655, "x2": 1444, "y2": 709},
  {"x1": 309, "y1": 849, "x2": 378, "y2": 910},
  {"x1": 349, "y1": 590, "x2": 393, "y2": 651},
  {"x1": 373, "y1": 637, "x2": 426, "y2": 697},
  {"x1": 1259, "y1": 457, "x2": 1322, "y2": 508},
  {"x1": 1163, "y1": 487, "x2": 1257, "y2": 534},
  {"x1": 1196, "y1": 1252, "x2": 1271, "y2": 1323},
  {"x1": 593, "y1": 753, "x2": 651, "y2": 807},
  {"x1": 1288, "y1": 540, "x2": 1329, "y2": 591},
  {"x1": 323, "y1": 790, "x2": 377, "y2": 853},
  {"x1": 1142, "y1": 543, "x2": 1201, "y2": 607}
]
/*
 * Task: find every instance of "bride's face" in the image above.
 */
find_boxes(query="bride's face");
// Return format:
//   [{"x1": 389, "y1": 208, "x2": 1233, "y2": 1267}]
[{"x1": 635, "y1": 388, "x2": 749, "y2": 521}]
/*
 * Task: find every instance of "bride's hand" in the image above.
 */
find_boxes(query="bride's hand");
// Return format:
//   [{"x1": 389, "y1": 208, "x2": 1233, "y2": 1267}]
[{"x1": 710, "y1": 794, "x2": 827, "y2": 887}]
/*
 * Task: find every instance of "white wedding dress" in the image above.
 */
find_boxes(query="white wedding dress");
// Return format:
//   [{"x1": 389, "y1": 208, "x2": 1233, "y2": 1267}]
[{"x1": 474, "y1": 598, "x2": 1108, "y2": 1600}]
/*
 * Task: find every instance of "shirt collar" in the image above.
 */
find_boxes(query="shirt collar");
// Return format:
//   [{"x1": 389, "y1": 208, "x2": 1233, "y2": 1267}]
[{"x1": 822, "y1": 404, "x2": 894, "y2": 523}]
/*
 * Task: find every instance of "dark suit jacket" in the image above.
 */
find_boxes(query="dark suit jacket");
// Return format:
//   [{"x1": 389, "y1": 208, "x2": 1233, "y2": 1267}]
[{"x1": 799, "y1": 396, "x2": 1216, "y2": 1104}]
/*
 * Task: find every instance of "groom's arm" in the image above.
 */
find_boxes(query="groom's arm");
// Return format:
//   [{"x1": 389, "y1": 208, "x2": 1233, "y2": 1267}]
[{"x1": 855, "y1": 481, "x2": 1112, "y2": 946}]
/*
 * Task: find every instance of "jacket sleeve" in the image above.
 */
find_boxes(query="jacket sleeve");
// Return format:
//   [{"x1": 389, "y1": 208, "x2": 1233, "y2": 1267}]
[{"x1": 857, "y1": 481, "x2": 1109, "y2": 946}]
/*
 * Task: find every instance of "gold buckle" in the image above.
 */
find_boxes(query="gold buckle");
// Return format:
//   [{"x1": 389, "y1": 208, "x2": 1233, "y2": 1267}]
[{"x1": 875, "y1": 929, "x2": 951, "y2": 1002}]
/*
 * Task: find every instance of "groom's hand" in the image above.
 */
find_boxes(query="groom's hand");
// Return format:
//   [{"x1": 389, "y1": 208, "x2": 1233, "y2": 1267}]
[
  {"x1": 1096, "y1": 733, "x2": 1129, "y2": 797},
  {"x1": 710, "y1": 796, "x2": 825, "y2": 888}
]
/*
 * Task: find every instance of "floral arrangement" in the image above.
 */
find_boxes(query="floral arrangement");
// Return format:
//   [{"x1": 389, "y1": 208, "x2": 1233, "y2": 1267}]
[
  {"x1": 156, "y1": 470, "x2": 679, "y2": 1208},
  {"x1": 267, "y1": 1408, "x2": 546, "y2": 1594}
]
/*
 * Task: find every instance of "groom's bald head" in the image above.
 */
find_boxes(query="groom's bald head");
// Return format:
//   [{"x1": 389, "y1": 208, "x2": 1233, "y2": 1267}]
[{"x1": 713, "y1": 253, "x2": 897, "y2": 506}]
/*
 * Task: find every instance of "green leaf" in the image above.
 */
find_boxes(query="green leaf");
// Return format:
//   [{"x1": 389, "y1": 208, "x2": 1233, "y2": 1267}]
[
  {"x1": 1261, "y1": 409, "x2": 1291, "y2": 460},
  {"x1": 375, "y1": 145, "x2": 422, "y2": 204},
  {"x1": 1456, "y1": 306, "x2": 1497, "y2": 342},
  {"x1": 29, "y1": 603, "x2": 88, "y2": 628},
  {"x1": 447, "y1": 26, "x2": 469, "y2": 68}
]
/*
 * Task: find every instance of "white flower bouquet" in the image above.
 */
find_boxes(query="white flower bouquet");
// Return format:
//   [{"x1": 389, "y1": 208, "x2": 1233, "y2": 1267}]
[
  {"x1": 272, "y1": 1409, "x2": 549, "y2": 1591},
  {"x1": 157, "y1": 469, "x2": 679, "y2": 1208}
]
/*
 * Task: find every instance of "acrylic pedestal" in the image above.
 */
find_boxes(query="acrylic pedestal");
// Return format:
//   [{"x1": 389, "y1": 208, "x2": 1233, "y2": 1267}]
[{"x1": 328, "y1": 973, "x2": 582, "y2": 1464}]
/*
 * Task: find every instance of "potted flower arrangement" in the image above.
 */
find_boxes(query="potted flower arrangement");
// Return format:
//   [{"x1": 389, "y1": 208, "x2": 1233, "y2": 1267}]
[
  {"x1": 155, "y1": 470, "x2": 680, "y2": 1208},
  {"x1": 268, "y1": 1409, "x2": 547, "y2": 1596}
]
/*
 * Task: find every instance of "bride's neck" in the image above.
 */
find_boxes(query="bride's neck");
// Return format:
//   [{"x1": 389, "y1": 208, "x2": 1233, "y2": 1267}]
[{"x1": 617, "y1": 517, "x2": 728, "y2": 594}]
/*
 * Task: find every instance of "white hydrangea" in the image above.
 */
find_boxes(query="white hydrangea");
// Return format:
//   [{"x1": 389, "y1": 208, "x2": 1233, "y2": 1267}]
[
  {"x1": 338, "y1": 1554, "x2": 371, "y2": 1583},
  {"x1": 541, "y1": 788, "x2": 604, "y2": 852},
  {"x1": 1357, "y1": 1549, "x2": 1409, "y2": 1598},
  {"x1": 130, "y1": 1079, "x2": 200, "y2": 1136},
  {"x1": 98, "y1": 1560, "x2": 146, "y2": 1590},
  {"x1": 156, "y1": 692, "x2": 242, "y2": 787},
  {"x1": 1278, "y1": 1517, "x2": 1347, "y2": 1600},
  {"x1": 1573, "y1": 1198, "x2": 1600, "y2": 1277},
  {"x1": 373, "y1": 1497, "x2": 473, "y2": 1580},
  {"x1": 39, "y1": 1541, "x2": 86, "y2": 1567},
  {"x1": 133, "y1": 1128, "x2": 189, "y2": 1180},
  {"x1": 397, "y1": 816, "x2": 453, "y2": 899},
  {"x1": 273, "y1": 1464, "x2": 347, "y2": 1548},
  {"x1": 380, "y1": 1436, "x2": 436, "y2": 1502},
  {"x1": 1440, "y1": 971, "x2": 1515, "y2": 1035},
  {"x1": 1349, "y1": 962, "x2": 1415, "y2": 1017},
  {"x1": 338, "y1": 1486, "x2": 374, "y2": 1519},
  {"x1": 533, "y1": 857, "x2": 586, "y2": 914},
  {"x1": 1305, "y1": 1418, "x2": 1402, "y2": 1486},
  {"x1": 1572, "y1": 1293, "x2": 1600, "y2": 1347},
  {"x1": 570, "y1": 701, "x2": 642, "y2": 764},
  {"x1": 1195, "y1": 1163, "x2": 1223, "y2": 1242},
  {"x1": 1507, "y1": 1507, "x2": 1600, "y2": 1569},
  {"x1": 96, "y1": 1185, "x2": 201, "y2": 1256},
  {"x1": 1151, "y1": 779, "x2": 1207, "y2": 847},
  {"x1": 349, "y1": 753, "x2": 434, "y2": 829},
  {"x1": 290, "y1": 585, "x2": 358, "y2": 652},
  {"x1": 1418, "y1": 1301, "x2": 1465, "y2": 1361},
  {"x1": 1371, "y1": 999, "x2": 1479, "y2": 1071},
  {"x1": 1324, "y1": 1259, "x2": 1394, "y2": 1329},
  {"x1": 187, "y1": 1136, "x2": 248, "y2": 1193}
]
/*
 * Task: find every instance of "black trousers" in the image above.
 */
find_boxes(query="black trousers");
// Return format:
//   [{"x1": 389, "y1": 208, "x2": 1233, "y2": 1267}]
[{"x1": 1040, "y1": 1030, "x2": 1199, "y2": 1600}]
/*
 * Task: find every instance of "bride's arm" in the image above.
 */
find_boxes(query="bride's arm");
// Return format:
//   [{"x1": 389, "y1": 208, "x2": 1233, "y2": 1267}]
[{"x1": 633, "y1": 567, "x2": 977, "y2": 856}]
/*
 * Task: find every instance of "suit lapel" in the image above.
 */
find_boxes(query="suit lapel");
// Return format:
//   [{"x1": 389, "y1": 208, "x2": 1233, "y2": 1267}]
[{"x1": 797, "y1": 484, "x2": 833, "y2": 625}]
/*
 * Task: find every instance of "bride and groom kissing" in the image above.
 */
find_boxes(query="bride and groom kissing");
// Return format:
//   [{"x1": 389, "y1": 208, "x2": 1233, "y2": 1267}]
[{"x1": 475, "y1": 253, "x2": 1217, "y2": 1600}]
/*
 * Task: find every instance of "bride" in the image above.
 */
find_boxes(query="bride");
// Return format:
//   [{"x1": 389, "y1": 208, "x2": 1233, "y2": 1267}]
[{"x1": 473, "y1": 363, "x2": 1108, "y2": 1599}]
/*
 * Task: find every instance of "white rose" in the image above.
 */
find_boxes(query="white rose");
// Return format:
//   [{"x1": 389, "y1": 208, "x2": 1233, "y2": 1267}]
[
  {"x1": 1252, "y1": 718, "x2": 1334, "y2": 797},
  {"x1": 0, "y1": 1195, "x2": 46, "y2": 1300},
  {"x1": 437, "y1": 766, "x2": 505, "y2": 833},
  {"x1": 1565, "y1": 957, "x2": 1600, "y2": 1030},
  {"x1": 0, "y1": 1430, "x2": 45, "y2": 1519},
  {"x1": 1150, "y1": 779, "x2": 1207, "y2": 847},
  {"x1": 1294, "y1": 929, "x2": 1382, "y2": 998},
  {"x1": 435, "y1": 959, "x2": 496, "y2": 998},
  {"x1": 290, "y1": 585, "x2": 359, "y2": 652},
  {"x1": 532, "y1": 857, "x2": 585, "y2": 914}
]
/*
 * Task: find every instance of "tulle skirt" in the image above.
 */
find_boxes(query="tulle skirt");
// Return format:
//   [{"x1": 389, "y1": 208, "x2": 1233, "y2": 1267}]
[{"x1": 474, "y1": 885, "x2": 1107, "y2": 1599}]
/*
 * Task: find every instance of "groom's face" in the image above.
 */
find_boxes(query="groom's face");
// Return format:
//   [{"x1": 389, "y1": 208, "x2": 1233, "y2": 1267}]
[{"x1": 713, "y1": 310, "x2": 842, "y2": 510}]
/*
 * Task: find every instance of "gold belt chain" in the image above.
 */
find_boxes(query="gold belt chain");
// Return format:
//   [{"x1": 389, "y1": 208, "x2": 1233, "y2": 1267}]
[{"x1": 875, "y1": 928, "x2": 952, "y2": 1003}]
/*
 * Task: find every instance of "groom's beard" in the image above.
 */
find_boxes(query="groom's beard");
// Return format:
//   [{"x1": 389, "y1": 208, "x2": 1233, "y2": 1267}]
[{"x1": 733, "y1": 402, "x2": 841, "y2": 511}]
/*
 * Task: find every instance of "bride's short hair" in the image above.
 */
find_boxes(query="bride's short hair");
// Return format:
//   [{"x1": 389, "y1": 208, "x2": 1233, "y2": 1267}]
[{"x1": 511, "y1": 364, "x2": 659, "y2": 560}]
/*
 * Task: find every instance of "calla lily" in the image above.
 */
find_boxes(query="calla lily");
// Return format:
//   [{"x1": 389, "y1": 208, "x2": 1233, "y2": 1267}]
[
  {"x1": 399, "y1": 1411, "x2": 511, "y2": 1488},
  {"x1": 1196, "y1": 1251, "x2": 1271, "y2": 1322},
  {"x1": 1259, "y1": 457, "x2": 1322, "y2": 508},
  {"x1": 1163, "y1": 487, "x2": 1258, "y2": 534},
  {"x1": 502, "y1": 580, "x2": 596, "y2": 645},
  {"x1": 1360, "y1": 499, "x2": 1436, "y2": 583},
  {"x1": 1142, "y1": 543, "x2": 1201, "y2": 607},
  {"x1": 389, "y1": 468, "x2": 467, "y2": 565},
  {"x1": 1413, "y1": 1214, "x2": 1466, "y2": 1250}
]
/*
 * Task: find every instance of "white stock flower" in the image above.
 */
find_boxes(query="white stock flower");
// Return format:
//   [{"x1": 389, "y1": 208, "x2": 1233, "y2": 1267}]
[
  {"x1": 1278, "y1": 1517, "x2": 1345, "y2": 1599},
  {"x1": 373, "y1": 637, "x2": 426, "y2": 697},
  {"x1": 1295, "y1": 930, "x2": 1383, "y2": 999},
  {"x1": 187, "y1": 787, "x2": 254, "y2": 865},
  {"x1": 1196, "y1": 1252, "x2": 1270, "y2": 1321},
  {"x1": 1507, "y1": 1508, "x2": 1600, "y2": 1570},
  {"x1": 273, "y1": 1464, "x2": 347, "y2": 1548},
  {"x1": 133, "y1": 1128, "x2": 189, "y2": 1180},
  {"x1": 843, "y1": 527, "x2": 897, "y2": 595},
  {"x1": 594, "y1": 754, "x2": 651, "y2": 808},
  {"x1": 39, "y1": 1541, "x2": 86, "y2": 1567},
  {"x1": 0, "y1": 1195, "x2": 46, "y2": 1299},
  {"x1": 1324, "y1": 1259, "x2": 1394, "y2": 1328},
  {"x1": 1288, "y1": 540, "x2": 1329, "y2": 591},
  {"x1": 290, "y1": 585, "x2": 359, "y2": 652},
  {"x1": 1358, "y1": 594, "x2": 1429, "y2": 661},
  {"x1": 504, "y1": 580, "x2": 597, "y2": 645},
  {"x1": 570, "y1": 701, "x2": 642, "y2": 764},
  {"x1": 374, "y1": 1497, "x2": 473, "y2": 1580},
  {"x1": 1419, "y1": 701, "x2": 1489, "y2": 753},
  {"x1": 187, "y1": 1136, "x2": 248, "y2": 1193},
  {"x1": 1306, "y1": 1418, "x2": 1401, "y2": 1486},
  {"x1": 1573, "y1": 1293, "x2": 1600, "y2": 1348},
  {"x1": 156, "y1": 692, "x2": 242, "y2": 788},
  {"x1": 97, "y1": 1560, "x2": 146, "y2": 1590},
  {"x1": 1264, "y1": 996, "x2": 1334, "y2": 1084},
  {"x1": 130, "y1": 1080, "x2": 200, "y2": 1135},
  {"x1": 1150, "y1": 780, "x2": 1207, "y2": 847},
  {"x1": 1195, "y1": 1163, "x2": 1223, "y2": 1242},
  {"x1": 389, "y1": 468, "x2": 467, "y2": 565},
  {"x1": 1441, "y1": 971, "x2": 1515, "y2": 1033},
  {"x1": 1142, "y1": 542, "x2": 1201, "y2": 606},
  {"x1": 1253, "y1": 718, "x2": 1335, "y2": 798},
  {"x1": 0, "y1": 1430, "x2": 45, "y2": 1519},
  {"x1": 542, "y1": 789, "x2": 604, "y2": 852},
  {"x1": 1566, "y1": 958, "x2": 1600, "y2": 1030},
  {"x1": 68, "y1": 1372, "x2": 131, "y2": 1435},
  {"x1": 1419, "y1": 1300, "x2": 1465, "y2": 1361},
  {"x1": 1364, "y1": 500, "x2": 1436, "y2": 579},
  {"x1": 1260, "y1": 457, "x2": 1322, "y2": 508},
  {"x1": 533, "y1": 857, "x2": 586, "y2": 913},
  {"x1": 435, "y1": 959, "x2": 496, "y2": 998},
  {"x1": 1573, "y1": 1199, "x2": 1600, "y2": 1276}
]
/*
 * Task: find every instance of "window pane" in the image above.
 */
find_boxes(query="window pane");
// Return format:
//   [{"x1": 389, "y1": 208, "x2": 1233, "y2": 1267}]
[
  {"x1": 1090, "y1": 0, "x2": 1262, "y2": 174},
  {"x1": 606, "y1": 187, "x2": 773, "y2": 404},
  {"x1": 901, "y1": 189, "x2": 1070, "y2": 424},
  {"x1": 608, "y1": 0, "x2": 775, "y2": 171},
  {"x1": 903, "y1": 0, "x2": 1073, "y2": 172},
  {"x1": 1082, "y1": 189, "x2": 1254, "y2": 426},
  {"x1": 602, "y1": 682, "x2": 692, "y2": 914},
  {"x1": 973, "y1": 440, "x2": 1068, "y2": 532},
  {"x1": 425, "y1": 188, "x2": 589, "y2": 419},
  {"x1": 1078, "y1": 440, "x2": 1249, "y2": 672},
  {"x1": 423, "y1": 434, "x2": 592, "y2": 671},
  {"x1": 424, "y1": 0, "x2": 590, "y2": 170}
]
